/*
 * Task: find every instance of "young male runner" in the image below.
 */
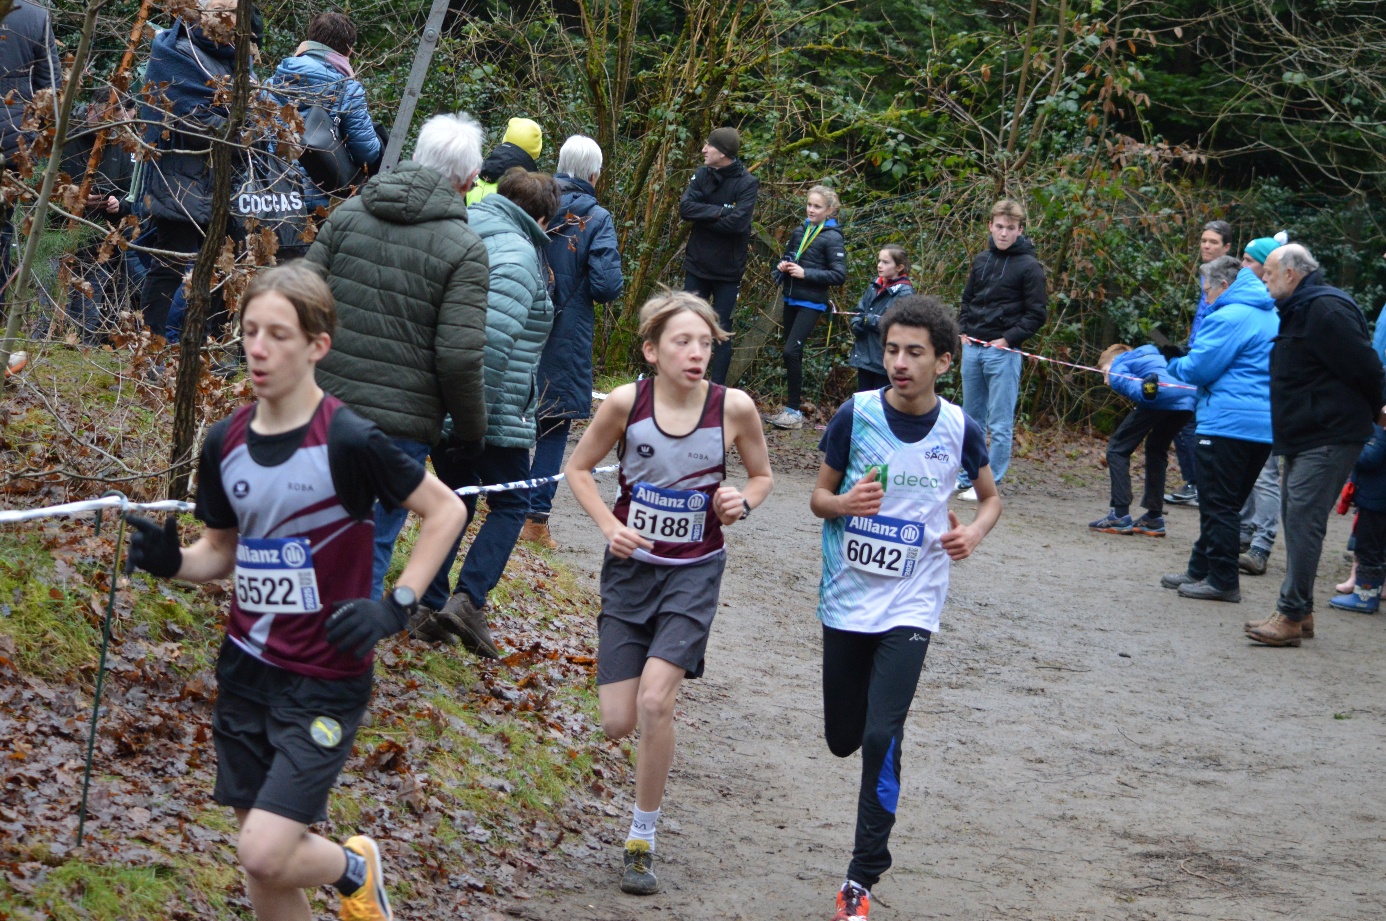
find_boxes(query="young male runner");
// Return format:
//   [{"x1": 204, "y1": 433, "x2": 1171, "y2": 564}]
[
  {"x1": 564, "y1": 290, "x2": 773, "y2": 895},
  {"x1": 124, "y1": 262, "x2": 467, "y2": 921},
  {"x1": 811, "y1": 295, "x2": 1001, "y2": 920}
]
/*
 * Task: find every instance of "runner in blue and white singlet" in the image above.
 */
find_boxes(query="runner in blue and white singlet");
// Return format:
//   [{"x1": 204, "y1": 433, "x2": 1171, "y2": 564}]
[
  {"x1": 819, "y1": 389, "x2": 965, "y2": 633},
  {"x1": 612, "y1": 377, "x2": 727, "y2": 565}
]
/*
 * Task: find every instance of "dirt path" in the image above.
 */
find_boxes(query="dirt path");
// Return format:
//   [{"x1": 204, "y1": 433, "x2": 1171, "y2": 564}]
[{"x1": 510, "y1": 442, "x2": 1386, "y2": 920}]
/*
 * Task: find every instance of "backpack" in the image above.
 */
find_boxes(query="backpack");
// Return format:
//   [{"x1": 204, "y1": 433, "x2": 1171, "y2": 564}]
[{"x1": 298, "y1": 103, "x2": 363, "y2": 195}]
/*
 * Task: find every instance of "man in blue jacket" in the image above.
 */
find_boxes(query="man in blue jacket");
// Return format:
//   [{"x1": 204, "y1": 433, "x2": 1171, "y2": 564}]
[
  {"x1": 269, "y1": 12, "x2": 382, "y2": 216},
  {"x1": 1159, "y1": 255, "x2": 1278, "y2": 603},
  {"x1": 522, "y1": 135, "x2": 624, "y2": 550},
  {"x1": 1089, "y1": 344, "x2": 1196, "y2": 536}
]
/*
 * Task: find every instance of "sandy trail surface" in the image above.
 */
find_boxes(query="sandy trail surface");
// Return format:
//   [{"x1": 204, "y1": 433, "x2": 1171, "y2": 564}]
[{"x1": 507, "y1": 437, "x2": 1386, "y2": 921}]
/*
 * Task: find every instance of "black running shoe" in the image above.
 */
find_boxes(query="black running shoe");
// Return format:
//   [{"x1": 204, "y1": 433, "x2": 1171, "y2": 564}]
[{"x1": 620, "y1": 840, "x2": 658, "y2": 895}]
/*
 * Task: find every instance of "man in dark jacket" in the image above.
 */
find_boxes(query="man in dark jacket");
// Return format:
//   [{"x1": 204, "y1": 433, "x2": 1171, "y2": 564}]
[
  {"x1": 955, "y1": 198, "x2": 1047, "y2": 499},
  {"x1": 0, "y1": 0, "x2": 58, "y2": 314},
  {"x1": 522, "y1": 135, "x2": 624, "y2": 549},
  {"x1": 60, "y1": 101, "x2": 140, "y2": 342},
  {"x1": 1245, "y1": 244, "x2": 1386, "y2": 646},
  {"x1": 680, "y1": 126, "x2": 759, "y2": 384},
  {"x1": 306, "y1": 112, "x2": 491, "y2": 601},
  {"x1": 136, "y1": 0, "x2": 279, "y2": 338}
]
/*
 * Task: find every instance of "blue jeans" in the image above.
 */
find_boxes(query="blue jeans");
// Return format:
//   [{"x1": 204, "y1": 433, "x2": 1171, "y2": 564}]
[
  {"x1": 1239, "y1": 454, "x2": 1281, "y2": 555},
  {"x1": 423, "y1": 444, "x2": 532, "y2": 610},
  {"x1": 527, "y1": 417, "x2": 571, "y2": 521},
  {"x1": 958, "y1": 341, "x2": 1022, "y2": 486},
  {"x1": 370, "y1": 438, "x2": 433, "y2": 600}
]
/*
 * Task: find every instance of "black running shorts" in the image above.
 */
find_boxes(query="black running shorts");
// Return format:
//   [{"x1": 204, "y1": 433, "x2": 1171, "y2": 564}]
[
  {"x1": 596, "y1": 551, "x2": 726, "y2": 685},
  {"x1": 211, "y1": 641, "x2": 372, "y2": 825}
]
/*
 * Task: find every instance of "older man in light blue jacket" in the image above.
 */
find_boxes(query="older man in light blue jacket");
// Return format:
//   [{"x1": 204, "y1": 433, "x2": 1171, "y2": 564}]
[{"x1": 1159, "y1": 255, "x2": 1278, "y2": 603}]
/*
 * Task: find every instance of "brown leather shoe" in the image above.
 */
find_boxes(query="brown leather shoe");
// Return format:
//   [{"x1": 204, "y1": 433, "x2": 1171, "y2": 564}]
[
  {"x1": 408, "y1": 606, "x2": 457, "y2": 646},
  {"x1": 436, "y1": 592, "x2": 502, "y2": 659},
  {"x1": 519, "y1": 518, "x2": 557, "y2": 550},
  {"x1": 1243, "y1": 612, "x2": 1314, "y2": 637},
  {"x1": 1245, "y1": 611, "x2": 1303, "y2": 647}
]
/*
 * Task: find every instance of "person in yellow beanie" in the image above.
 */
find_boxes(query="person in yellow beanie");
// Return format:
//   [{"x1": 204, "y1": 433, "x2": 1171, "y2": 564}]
[{"x1": 467, "y1": 116, "x2": 544, "y2": 204}]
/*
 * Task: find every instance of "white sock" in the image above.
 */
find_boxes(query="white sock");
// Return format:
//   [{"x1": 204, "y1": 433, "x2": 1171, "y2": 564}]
[{"x1": 628, "y1": 806, "x2": 660, "y2": 849}]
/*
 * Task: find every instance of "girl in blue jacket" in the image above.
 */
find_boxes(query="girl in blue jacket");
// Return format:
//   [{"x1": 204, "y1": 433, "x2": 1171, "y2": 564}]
[{"x1": 847, "y1": 245, "x2": 914, "y2": 392}]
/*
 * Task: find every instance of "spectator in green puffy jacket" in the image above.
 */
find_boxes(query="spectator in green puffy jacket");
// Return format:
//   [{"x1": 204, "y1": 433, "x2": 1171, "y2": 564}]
[
  {"x1": 415, "y1": 168, "x2": 561, "y2": 659},
  {"x1": 306, "y1": 112, "x2": 491, "y2": 600}
]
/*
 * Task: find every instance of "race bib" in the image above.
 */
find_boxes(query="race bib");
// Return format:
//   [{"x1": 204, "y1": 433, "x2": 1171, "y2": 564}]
[
  {"x1": 843, "y1": 514, "x2": 926, "y2": 578},
  {"x1": 628, "y1": 482, "x2": 707, "y2": 544},
  {"x1": 234, "y1": 537, "x2": 322, "y2": 615}
]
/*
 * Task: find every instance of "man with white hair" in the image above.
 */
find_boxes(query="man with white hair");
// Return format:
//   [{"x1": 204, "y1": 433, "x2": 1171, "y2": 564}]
[
  {"x1": 522, "y1": 134, "x2": 624, "y2": 549},
  {"x1": 307, "y1": 112, "x2": 491, "y2": 600},
  {"x1": 1245, "y1": 243, "x2": 1385, "y2": 646}
]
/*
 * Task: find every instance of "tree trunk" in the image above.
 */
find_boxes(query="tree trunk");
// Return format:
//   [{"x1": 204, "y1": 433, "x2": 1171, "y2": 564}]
[{"x1": 165, "y1": 0, "x2": 253, "y2": 499}]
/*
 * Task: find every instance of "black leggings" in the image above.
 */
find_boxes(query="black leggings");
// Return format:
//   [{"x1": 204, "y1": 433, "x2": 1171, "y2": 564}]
[
  {"x1": 823, "y1": 624, "x2": 931, "y2": 890},
  {"x1": 782, "y1": 301, "x2": 823, "y2": 410}
]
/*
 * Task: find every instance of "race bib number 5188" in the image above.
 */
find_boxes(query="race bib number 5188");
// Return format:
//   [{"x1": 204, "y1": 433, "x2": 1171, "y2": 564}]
[
  {"x1": 234, "y1": 537, "x2": 322, "y2": 614},
  {"x1": 843, "y1": 514, "x2": 926, "y2": 578},
  {"x1": 628, "y1": 482, "x2": 707, "y2": 544}
]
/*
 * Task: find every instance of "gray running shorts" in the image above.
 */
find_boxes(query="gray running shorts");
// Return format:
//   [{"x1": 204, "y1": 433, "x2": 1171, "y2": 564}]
[{"x1": 597, "y1": 551, "x2": 726, "y2": 684}]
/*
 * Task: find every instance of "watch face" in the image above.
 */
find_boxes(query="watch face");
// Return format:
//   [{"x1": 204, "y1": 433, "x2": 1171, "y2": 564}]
[{"x1": 393, "y1": 586, "x2": 418, "y2": 608}]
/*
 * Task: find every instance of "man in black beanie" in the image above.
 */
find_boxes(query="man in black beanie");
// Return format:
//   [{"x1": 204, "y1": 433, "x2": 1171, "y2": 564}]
[{"x1": 680, "y1": 126, "x2": 759, "y2": 384}]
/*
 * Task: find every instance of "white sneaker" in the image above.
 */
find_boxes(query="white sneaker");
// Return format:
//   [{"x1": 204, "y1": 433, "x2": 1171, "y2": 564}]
[
  {"x1": 765, "y1": 408, "x2": 804, "y2": 429},
  {"x1": 956, "y1": 487, "x2": 978, "y2": 501}
]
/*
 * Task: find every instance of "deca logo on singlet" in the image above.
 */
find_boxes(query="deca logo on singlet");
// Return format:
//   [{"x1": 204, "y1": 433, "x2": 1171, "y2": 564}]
[{"x1": 891, "y1": 471, "x2": 942, "y2": 490}]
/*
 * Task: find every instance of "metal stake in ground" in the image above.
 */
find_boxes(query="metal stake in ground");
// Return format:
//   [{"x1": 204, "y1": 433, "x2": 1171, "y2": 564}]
[{"x1": 76, "y1": 491, "x2": 130, "y2": 846}]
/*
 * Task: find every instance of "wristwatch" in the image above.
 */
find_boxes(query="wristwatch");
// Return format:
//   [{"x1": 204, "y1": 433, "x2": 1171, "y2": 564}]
[
  {"x1": 740, "y1": 498, "x2": 752, "y2": 520},
  {"x1": 391, "y1": 584, "x2": 419, "y2": 616}
]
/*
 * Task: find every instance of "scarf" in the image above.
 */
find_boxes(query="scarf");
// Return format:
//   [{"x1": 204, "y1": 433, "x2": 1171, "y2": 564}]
[{"x1": 294, "y1": 40, "x2": 355, "y2": 78}]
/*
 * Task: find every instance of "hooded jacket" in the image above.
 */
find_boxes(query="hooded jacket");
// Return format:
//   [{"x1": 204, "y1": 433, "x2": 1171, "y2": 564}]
[
  {"x1": 1268, "y1": 270, "x2": 1385, "y2": 456},
  {"x1": 679, "y1": 159, "x2": 759, "y2": 282},
  {"x1": 465, "y1": 142, "x2": 536, "y2": 205},
  {"x1": 307, "y1": 161, "x2": 490, "y2": 445},
  {"x1": 0, "y1": 1, "x2": 57, "y2": 169},
  {"x1": 958, "y1": 234, "x2": 1047, "y2": 346},
  {"x1": 776, "y1": 217, "x2": 846, "y2": 307},
  {"x1": 138, "y1": 18, "x2": 248, "y2": 225},
  {"x1": 536, "y1": 174, "x2": 623, "y2": 420},
  {"x1": 1108, "y1": 345, "x2": 1196, "y2": 413},
  {"x1": 469, "y1": 193, "x2": 555, "y2": 448},
  {"x1": 1166, "y1": 268, "x2": 1277, "y2": 443},
  {"x1": 268, "y1": 48, "x2": 381, "y2": 207},
  {"x1": 1350, "y1": 425, "x2": 1386, "y2": 513},
  {"x1": 848, "y1": 276, "x2": 914, "y2": 373}
]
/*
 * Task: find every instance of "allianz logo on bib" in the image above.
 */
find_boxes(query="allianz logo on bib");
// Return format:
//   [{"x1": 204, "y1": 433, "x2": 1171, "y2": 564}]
[
  {"x1": 237, "y1": 544, "x2": 283, "y2": 565},
  {"x1": 634, "y1": 484, "x2": 704, "y2": 511}
]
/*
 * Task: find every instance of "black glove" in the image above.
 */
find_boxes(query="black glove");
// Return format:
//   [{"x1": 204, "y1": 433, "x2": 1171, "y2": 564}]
[
  {"x1": 325, "y1": 595, "x2": 411, "y2": 659},
  {"x1": 441, "y1": 438, "x2": 485, "y2": 464},
  {"x1": 1157, "y1": 343, "x2": 1187, "y2": 361},
  {"x1": 1141, "y1": 372, "x2": 1160, "y2": 401},
  {"x1": 123, "y1": 514, "x2": 183, "y2": 578}
]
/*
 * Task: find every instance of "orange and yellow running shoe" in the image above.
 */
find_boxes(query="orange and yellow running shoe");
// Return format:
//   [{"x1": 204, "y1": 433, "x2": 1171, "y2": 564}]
[
  {"x1": 339, "y1": 835, "x2": 393, "y2": 921},
  {"x1": 832, "y1": 880, "x2": 871, "y2": 920}
]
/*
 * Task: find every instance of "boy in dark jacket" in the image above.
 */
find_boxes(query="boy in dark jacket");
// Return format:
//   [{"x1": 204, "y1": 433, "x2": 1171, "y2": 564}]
[
  {"x1": 1090, "y1": 344, "x2": 1195, "y2": 536},
  {"x1": 1332, "y1": 421, "x2": 1386, "y2": 613},
  {"x1": 956, "y1": 199, "x2": 1047, "y2": 499},
  {"x1": 680, "y1": 127, "x2": 759, "y2": 384}
]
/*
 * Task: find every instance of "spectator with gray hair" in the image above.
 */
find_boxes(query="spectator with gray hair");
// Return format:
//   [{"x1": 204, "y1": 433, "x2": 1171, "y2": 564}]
[
  {"x1": 307, "y1": 111, "x2": 491, "y2": 600},
  {"x1": 521, "y1": 135, "x2": 624, "y2": 550},
  {"x1": 1159, "y1": 254, "x2": 1277, "y2": 603},
  {"x1": 1245, "y1": 243, "x2": 1386, "y2": 646}
]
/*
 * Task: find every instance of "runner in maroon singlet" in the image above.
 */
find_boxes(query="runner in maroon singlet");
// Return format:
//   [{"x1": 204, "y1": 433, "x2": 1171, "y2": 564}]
[
  {"x1": 124, "y1": 263, "x2": 467, "y2": 921},
  {"x1": 565, "y1": 291, "x2": 774, "y2": 894}
]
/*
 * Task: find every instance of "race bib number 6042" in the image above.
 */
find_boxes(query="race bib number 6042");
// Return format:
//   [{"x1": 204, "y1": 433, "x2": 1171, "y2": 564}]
[
  {"x1": 234, "y1": 537, "x2": 322, "y2": 615},
  {"x1": 843, "y1": 514, "x2": 926, "y2": 578},
  {"x1": 628, "y1": 482, "x2": 707, "y2": 544}
]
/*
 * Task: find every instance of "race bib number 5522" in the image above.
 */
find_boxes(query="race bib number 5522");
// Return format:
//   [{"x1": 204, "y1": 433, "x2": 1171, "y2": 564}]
[
  {"x1": 843, "y1": 514, "x2": 926, "y2": 578},
  {"x1": 628, "y1": 482, "x2": 707, "y2": 544},
  {"x1": 234, "y1": 537, "x2": 322, "y2": 614}
]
